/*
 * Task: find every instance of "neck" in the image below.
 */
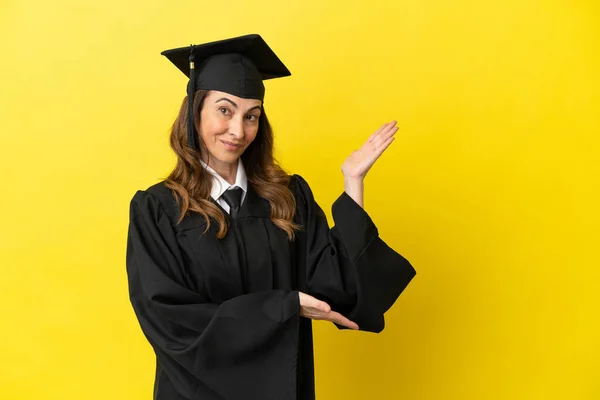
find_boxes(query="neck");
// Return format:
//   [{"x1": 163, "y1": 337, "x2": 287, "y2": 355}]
[{"x1": 204, "y1": 156, "x2": 238, "y2": 185}]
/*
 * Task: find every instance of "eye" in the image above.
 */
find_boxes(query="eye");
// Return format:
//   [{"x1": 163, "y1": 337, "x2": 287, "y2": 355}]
[
  {"x1": 246, "y1": 114, "x2": 259, "y2": 122},
  {"x1": 219, "y1": 107, "x2": 230, "y2": 115}
]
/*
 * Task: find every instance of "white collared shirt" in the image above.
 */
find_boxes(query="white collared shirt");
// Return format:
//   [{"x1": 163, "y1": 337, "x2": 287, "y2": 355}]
[{"x1": 200, "y1": 158, "x2": 248, "y2": 214}]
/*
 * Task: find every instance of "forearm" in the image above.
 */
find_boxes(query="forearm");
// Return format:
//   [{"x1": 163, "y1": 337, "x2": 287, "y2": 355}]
[{"x1": 343, "y1": 177, "x2": 364, "y2": 208}]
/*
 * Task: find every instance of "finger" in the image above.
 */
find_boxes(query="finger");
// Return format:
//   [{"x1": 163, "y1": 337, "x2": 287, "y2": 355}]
[
  {"x1": 380, "y1": 123, "x2": 399, "y2": 139},
  {"x1": 380, "y1": 120, "x2": 397, "y2": 134},
  {"x1": 301, "y1": 308, "x2": 359, "y2": 330},
  {"x1": 380, "y1": 134, "x2": 396, "y2": 150},
  {"x1": 375, "y1": 136, "x2": 395, "y2": 157},
  {"x1": 367, "y1": 137, "x2": 396, "y2": 164},
  {"x1": 301, "y1": 307, "x2": 332, "y2": 320},
  {"x1": 368, "y1": 120, "x2": 396, "y2": 143},
  {"x1": 374, "y1": 126, "x2": 399, "y2": 147},
  {"x1": 367, "y1": 122, "x2": 388, "y2": 143},
  {"x1": 371, "y1": 123, "x2": 397, "y2": 146},
  {"x1": 329, "y1": 311, "x2": 359, "y2": 330},
  {"x1": 328, "y1": 311, "x2": 359, "y2": 330}
]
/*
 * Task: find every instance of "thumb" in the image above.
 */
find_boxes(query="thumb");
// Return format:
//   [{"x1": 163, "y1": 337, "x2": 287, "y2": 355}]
[
  {"x1": 299, "y1": 292, "x2": 332, "y2": 313},
  {"x1": 317, "y1": 300, "x2": 331, "y2": 313}
]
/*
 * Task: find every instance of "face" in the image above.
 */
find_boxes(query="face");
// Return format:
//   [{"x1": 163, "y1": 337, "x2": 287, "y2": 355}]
[{"x1": 198, "y1": 90, "x2": 262, "y2": 168}]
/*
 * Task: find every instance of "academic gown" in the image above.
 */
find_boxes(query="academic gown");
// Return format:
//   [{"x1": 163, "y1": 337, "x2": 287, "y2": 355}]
[{"x1": 126, "y1": 174, "x2": 416, "y2": 400}]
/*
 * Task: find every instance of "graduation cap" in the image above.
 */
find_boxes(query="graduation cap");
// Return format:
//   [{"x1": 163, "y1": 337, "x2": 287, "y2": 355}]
[{"x1": 161, "y1": 34, "x2": 291, "y2": 151}]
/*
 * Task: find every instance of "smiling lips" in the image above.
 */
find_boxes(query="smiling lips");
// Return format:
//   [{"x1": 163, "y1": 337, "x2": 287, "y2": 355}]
[{"x1": 221, "y1": 140, "x2": 243, "y2": 151}]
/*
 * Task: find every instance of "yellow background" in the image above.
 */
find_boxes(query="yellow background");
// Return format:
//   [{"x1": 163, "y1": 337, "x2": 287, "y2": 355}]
[{"x1": 1, "y1": 0, "x2": 599, "y2": 399}]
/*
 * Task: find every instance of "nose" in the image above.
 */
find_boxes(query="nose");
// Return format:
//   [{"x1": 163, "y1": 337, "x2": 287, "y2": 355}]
[{"x1": 228, "y1": 115, "x2": 245, "y2": 140}]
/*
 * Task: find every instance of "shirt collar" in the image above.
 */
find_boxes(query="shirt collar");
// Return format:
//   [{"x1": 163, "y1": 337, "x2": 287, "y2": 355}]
[{"x1": 200, "y1": 158, "x2": 248, "y2": 202}]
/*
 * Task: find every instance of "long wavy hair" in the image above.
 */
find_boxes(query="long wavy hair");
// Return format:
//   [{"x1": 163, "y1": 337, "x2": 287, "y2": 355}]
[{"x1": 165, "y1": 90, "x2": 301, "y2": 240}]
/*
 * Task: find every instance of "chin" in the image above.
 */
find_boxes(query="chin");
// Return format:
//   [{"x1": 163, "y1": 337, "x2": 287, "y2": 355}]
[{"x1": 213, "y1": 152, "x2": 240, "y2": 165}]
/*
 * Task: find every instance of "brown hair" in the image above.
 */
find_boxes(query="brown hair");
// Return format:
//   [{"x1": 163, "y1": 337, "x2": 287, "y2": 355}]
[{"x1": 165, "y1": 90, "x2": 301, "y2": 240}]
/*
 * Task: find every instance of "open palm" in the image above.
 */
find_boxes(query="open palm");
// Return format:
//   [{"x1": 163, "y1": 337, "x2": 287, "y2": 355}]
[{"x1": 341, "y1": 121, "x2": 399, "y2": 179}]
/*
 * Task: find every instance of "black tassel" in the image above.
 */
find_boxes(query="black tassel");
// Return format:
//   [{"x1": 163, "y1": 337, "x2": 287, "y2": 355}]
[{"x1": 187, "y1": 45, "x2": 197, "y2": 151}]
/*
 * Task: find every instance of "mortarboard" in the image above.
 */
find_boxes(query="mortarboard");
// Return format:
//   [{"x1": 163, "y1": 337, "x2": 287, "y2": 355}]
[{"x1": 161, "y1": 34, "x2": 291, "y2": 151}]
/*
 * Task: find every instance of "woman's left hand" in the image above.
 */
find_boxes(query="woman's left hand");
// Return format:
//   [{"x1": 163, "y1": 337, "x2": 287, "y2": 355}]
[{"x1": 341, "y1": 120, "x2": 399, "y2": 180}]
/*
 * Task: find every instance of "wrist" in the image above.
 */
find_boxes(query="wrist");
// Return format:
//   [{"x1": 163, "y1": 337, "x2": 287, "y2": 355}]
[
  {"x1": 343, "y1": 175, "x2": 364, "y2": 185},
  {"x1": 343, "y1": 177, "x2": 364, "y2": 208}
]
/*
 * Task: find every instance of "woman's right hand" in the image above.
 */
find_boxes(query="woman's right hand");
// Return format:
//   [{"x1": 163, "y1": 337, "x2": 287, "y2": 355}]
[{"x1": 298, "y1": 292, "x2": 359, "y2": 330}]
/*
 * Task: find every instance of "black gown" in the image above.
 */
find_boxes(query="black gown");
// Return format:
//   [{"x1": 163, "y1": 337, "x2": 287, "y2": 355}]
[{"x1": 126, "y1": 174, "x2": 416, "y2": 400}]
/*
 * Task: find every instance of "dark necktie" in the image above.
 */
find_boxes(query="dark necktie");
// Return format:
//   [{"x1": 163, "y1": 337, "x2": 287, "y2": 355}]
[{"x1": 221, "y1": 187, "x2": 243, "y2": 219}]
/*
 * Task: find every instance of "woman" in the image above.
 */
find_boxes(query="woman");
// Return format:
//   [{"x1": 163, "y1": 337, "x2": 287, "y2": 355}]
[{"x1": 126, "y1": 34, "x2": 416, "y2": 400}]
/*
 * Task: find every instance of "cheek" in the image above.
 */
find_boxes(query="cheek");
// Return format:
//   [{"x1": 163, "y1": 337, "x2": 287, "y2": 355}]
[
  {"x1": 245, "y1": 126, "x2": 259, "y2": 144},
  {"x1": 200, "y1": 116, "x2": 227, "y2": 142}
]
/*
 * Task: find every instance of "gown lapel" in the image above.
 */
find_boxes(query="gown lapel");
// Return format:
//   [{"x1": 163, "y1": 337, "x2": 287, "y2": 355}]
[
  {"x1": 236, "y1": 186, "x2": 275, "y2": 292},
  {"x1": 210, "y1": 185, "x2": 273, "y2": 294}
]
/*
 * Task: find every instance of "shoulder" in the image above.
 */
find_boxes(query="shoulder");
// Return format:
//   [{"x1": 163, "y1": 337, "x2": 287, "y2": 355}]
[
  {"x1": 145, "y1": 181, "x2": 178, "y2": 205},
  {"x1": 288, "y1": 173, "x2": 316, "y2": 207},
  {"x1": 129, "y1": 181, "x2": 180, "y2": 222},
  {"x1": 288, "y1": 173, "x2": 313, "y2": 188}
]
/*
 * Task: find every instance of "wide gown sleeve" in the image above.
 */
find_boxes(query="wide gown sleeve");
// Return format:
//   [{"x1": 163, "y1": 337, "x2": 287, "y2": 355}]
[
  {"x1": 292, "y1": 175, "x2": 416, "y2": 333},
  {"x1": 126, "y1": 190, "x2": 300, "y2": 400}
]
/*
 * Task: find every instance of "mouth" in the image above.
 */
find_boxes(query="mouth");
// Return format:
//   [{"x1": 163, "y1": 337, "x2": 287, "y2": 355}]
[{"x1": 221, "y1": 140, "x2": 243, "y2": 151}]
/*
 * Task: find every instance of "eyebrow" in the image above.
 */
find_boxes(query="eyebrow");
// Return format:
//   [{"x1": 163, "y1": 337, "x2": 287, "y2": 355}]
[
  {"x1": 215, "y1": 98, "x2": 262, "y2": 113},
  {"x1": 215, "y1": 97, "x2": 238, "y2": 108}
]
